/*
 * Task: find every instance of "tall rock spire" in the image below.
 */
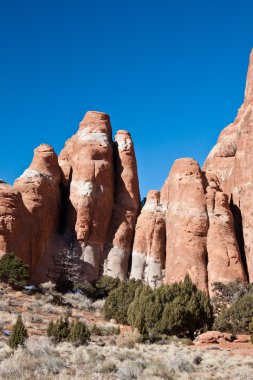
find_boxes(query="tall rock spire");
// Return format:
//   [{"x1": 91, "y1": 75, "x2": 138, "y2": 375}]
[
  {"x1": 130, "y1": 190, "x2": 165, "y2": 287},
  {"x1": 59, "y1": 111, "x2": 114, "y2": 282},
  {"x1": 162, "y1": 158, "x2": 209, "y2": 294},
  {"x1": 104, "y1": 130, "x2": 140, "y2": 281},
  {"x1": 203, "y1": 49, "x2": 253, "y2": 281},
  {"x1": 205, "y1": 174, "x2": 246, "y2": 295}
]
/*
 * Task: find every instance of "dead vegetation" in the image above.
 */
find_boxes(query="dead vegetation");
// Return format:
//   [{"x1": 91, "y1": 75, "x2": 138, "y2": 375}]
[{"x1": 0, "y1": 283, "x2": 252, "y2": 379}]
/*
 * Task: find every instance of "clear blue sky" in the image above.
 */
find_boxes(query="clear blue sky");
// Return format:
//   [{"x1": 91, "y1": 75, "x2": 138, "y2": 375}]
[{"x1": 1, "y1": 1, "x2": 253, "y2": 197}]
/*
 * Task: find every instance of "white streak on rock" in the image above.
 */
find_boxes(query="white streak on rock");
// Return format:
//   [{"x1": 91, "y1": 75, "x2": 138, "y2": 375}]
[
  {"x1": 71, "y1": 180, "x2": 94, "y2": 197},
  {"x1": 77, "y1": 129, "x2": 109, "y2": 147},
  {"x1": 17, "y1": 169, "x2": 52, "y2": 182},
  {"x1": 116, "y1": 135, "x2": 132, "y2": 152}
]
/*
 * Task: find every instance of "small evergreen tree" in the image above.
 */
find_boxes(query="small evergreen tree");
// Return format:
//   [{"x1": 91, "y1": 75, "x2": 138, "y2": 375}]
[
  {"x1": 95, "y1": 275, "x2": 120, "y2": 298},
  {"x1": 0, "y1": 253, "x2": 29, "y2": 287},
  {"x1": 128, "y1": 276, "x2": 213, "y2": 339},
  {"x1": 68, "y1": 320, "x2": 90, "y2": 345},
  {"x1": 103, "y1": 279, "x2": 143, "y2": 324},
  {"x1": 47, "y1": 320, "x2": 56, "y2": 338},
  {"x1": 8, "y1": 315, "x2": 28, "y2": 349},
  {"x1": 46, "y1": 317, "x2": 70, "y2": 343}
]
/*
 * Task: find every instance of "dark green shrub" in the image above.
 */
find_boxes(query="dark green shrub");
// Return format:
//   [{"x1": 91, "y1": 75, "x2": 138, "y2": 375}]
[
  {"x1": 47, "y1": 317, "x2": 70, "y2": 343},
  {"x1": 249, "y1": 317, "x2": 253, "y2": 344},
  {"x1": 127, "y1": 285, "x2": 158, "y2": 337},
  {"x1": 73, "y1": 281, "x2": 97, "y2": 298},
  {"x1": 68, "y1": 320, "x2": 90, "y2": 345},
  {"x1": 0, "y1": 253, "x2": 29, "y2": 288},
  {"x1": 103, "y1": 279, "x2": 143, "y2": 324},
  {"x1": 8, "y1": 315, "x2": 28, "y2": 349},
  {"x1": 213, "y1": 293, "x2": 253, "y2": 333},
  {"x1": 95, "y1": 275, "x2": 120, "y2": 298},
  {"x1": 128, "y1": 276, "x2": 213, "y2": 339}
]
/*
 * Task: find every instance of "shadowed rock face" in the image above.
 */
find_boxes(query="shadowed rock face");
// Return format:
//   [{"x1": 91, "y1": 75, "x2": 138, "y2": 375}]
[
  {"x1": 104, "y1": 130, "x2": 140, "y2": 281},
  {"x1": 203, "y1": 49, "x2": 253, "y2": 282},
  {"x1": 0, "y1": 181, "x2": 31, "y2": 266},
  {"x1": 130, "y1": 190, "x2": 166, "y2": 287},
  {"x1": 162, "y1": 159, "x2": 209, "y2": 293},
  {"x1": 205, "y1": 174, "x2": 246, "y2": 296}
]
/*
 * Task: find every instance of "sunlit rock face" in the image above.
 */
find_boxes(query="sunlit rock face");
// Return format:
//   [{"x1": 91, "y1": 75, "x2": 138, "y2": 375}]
[
  {"x1": 162, "y1": 158, "x2": 209, "y2": 293},
  {"x1": 0, "y1": 51, "x2": 253, "y2": 294},
  {"x1": 58, "y1": 112, "x2": 140, "y2": 283},
  {"x1": 14, "y1": 144, "x2": 63, "y2": 282},
  {"x1": 104, "y1": 130, "x2": 140, "y2": 281},
  {"x1": 130, "y1": 190, "x2": 165, "y2": 287},
  {"x1": 58, "y1": 111, "x2": 115, "y2": 282},
  {"x1": 203, "y1": 49, "x2": 253, "y2": 282}
]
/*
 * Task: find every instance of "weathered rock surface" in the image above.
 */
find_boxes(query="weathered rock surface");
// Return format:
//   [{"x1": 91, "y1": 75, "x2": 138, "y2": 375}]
[
  {"x1": 203, "y1": 49, "x2": 253, "y2": 281},
  {"x1": 0, "y1": 181, "x2": 31, "y2": 266},
  {"x1": 163, "y1": 158, "x2": 209, "y2": 293},
  {"x1": 1, "y1": 50, "x2": 253, "y2": 293},
  {"x1": 14, "y1": 144, "x2": 63, "y2": 281},
  {"x1": 104, "y1": 130, "x2": 140, "y2": 281},
  {"x1": 59, "y1": 111, "x2": 115, "y2": 282},
  {"x1": 130, "y1": 190, "x2": 166, "y2": 287},
  {"x1": 205, "y1": 174, "x2": 246, "y2": 295},
  {"x1": 194, "y1": 331, "x2": 234, "y2": 344}
]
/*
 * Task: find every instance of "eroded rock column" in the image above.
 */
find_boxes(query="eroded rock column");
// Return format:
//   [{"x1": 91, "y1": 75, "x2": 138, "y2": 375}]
[
  {"x1": 60, "y1": 111, "x2": 114, "y2": 282},
  {"x1": 163, "y1": 158, "x2": 208, "y2": 293},
  {"x1": 104, "y1": 130, "x2": 140, "y2": 280},
  {"x1": 130, "y1": 190, "x2": 166, "y2": 287},
  {"x1": 206, "y1": 174, "x2": 246, "y2": 295}
]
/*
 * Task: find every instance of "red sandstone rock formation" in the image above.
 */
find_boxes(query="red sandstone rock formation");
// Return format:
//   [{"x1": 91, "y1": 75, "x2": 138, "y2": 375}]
[
  {"x1": 205, "y1": 174, "x2": 246, "y2": 295},
  {"x1": 163, "y1": 158, "x2": 209, "y2": 293},
  {"x1": 14, "y1": 144, "x2": 63, "y2": 280},
  {"x1": 59, "y1": 111, "x2": 115, "y2": 282},
  {"x1": 130, "y1": 190, "x2": 166, "y2": 287},
  {"x1": 0, "y1": 181, "x2": 31, "y2": 266},
  {"x1": 204, "y1": 49, "x2": 253, "y2": 281},
  {"x1": 104, "y1": 130, "x2": 140, "y2": 281},
  {"x1": 1, "y1": 51, "x2": 253, "y2": 293}
]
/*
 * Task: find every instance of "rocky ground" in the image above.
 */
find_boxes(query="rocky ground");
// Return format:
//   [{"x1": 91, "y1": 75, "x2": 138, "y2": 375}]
[{"x1": 0, "y1": 284, "x2": 252, "y2": 379}]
